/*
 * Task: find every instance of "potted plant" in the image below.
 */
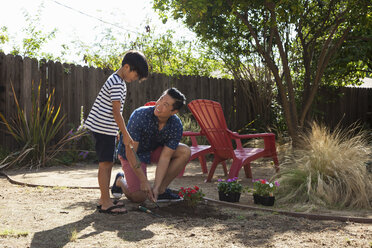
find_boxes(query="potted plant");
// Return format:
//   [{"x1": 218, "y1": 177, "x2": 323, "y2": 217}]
[
  {"x1": 217, "y1": 177, "x2": 243, "y2": 202},
  {"x1": 178, "y1": 186, "x2": 205, "y2": 207},
  {"x1": 252, "y1": 179, "x2": 280, "y2": 206}
]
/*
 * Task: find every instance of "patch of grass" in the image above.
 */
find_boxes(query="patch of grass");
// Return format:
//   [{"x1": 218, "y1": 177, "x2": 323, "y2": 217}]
[
  {"x1": 52, "y1": 186, "x2": 67, "y2": 190},
  {"x1": 36, "y1": 186, "x2": 44, "y2": 191},
  {"x1": 235, "y1": 215, "x2": 245, "y2": 220},
  {"x1": 0, "y1": 229, "x2": 28, "y2": 238},
  {"x1": 69, "y1": 228, "x2": 78, "y2": 242},
  {"x1": 274, "y1": 122, "x2": 372, "y2": 209}
]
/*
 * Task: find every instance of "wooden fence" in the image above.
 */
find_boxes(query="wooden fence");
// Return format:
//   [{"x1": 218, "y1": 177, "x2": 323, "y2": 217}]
[
  {"x1": 314, "y1": 86, "x2": 372, "y2": 129},
  {"x1": 0, "y1": 54, "x2": 239, "y2": 148},
  {"x1": 0, "y1": 53, "x2": 371, "y2": 148}
]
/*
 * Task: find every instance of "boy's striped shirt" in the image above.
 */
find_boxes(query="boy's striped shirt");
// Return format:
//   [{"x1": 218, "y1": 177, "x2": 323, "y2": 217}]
[{"x1": 85, "y1": 73, "x2": 126, "y2": 136}]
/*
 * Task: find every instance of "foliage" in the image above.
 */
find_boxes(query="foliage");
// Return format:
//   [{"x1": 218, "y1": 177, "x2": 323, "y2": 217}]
[
  {"x1": 153, "y1": 0, "x2": 371, "y2": 144},
  {"x1": 0, "y1": 82, "x2": 86, "y2": 170},
  {"x1": 54, "y1": 107, "x2": 95, "y2": 165},
  {"x1": 0, "y1": 229, "x2": 28, "y2": 238},
  {"x1": 8, "y1": 3, "x2": 58, "y2": 60},
  {"x1": 273, "y1": 122, "x2": 372, "y2": 209},
  {"x1": 0, "y1": 26, "x2": 9, "y2": 52},
  {"x1": 178, "y1": 185, "x2": 205, "y2": 207},
  {"x1": 217, "y1": 177, "x2": 243, "y2": 194},
  {"x1": 76, "y1": 26, "x2": 228, "y2": 77},
  {"x1": 179, "y1": 113, "x2": 208, "y2": 146},
  {"x1": 0, "y1": 146, "x2": 10, "y2": 162},
  {"x1": 253, "y1": 179, "x2": 280, "y2": 197}
]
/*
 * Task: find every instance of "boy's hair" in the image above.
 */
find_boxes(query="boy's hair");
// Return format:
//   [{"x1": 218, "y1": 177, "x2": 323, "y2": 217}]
[
  {"x1": 121, "y1": 50, "x2": 149, "y2": 80},
  {"x1": 163, "y1": 87, "x2": 186, "y2": 111}
]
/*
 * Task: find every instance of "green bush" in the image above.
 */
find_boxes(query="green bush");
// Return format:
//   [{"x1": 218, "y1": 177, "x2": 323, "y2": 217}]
[
  {"x1": 274, "y1": 122, "x2": 372, "y2": 209},
  {"x1": 0, "y1": 82, "x2": 86, "y2": 170}
]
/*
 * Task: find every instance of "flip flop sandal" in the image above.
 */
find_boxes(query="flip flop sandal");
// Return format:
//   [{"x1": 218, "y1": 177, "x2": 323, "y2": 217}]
[
  {"x1": 98, "y1": 205, "x2": 128, "y2": 214},
  {"x1": 97, "y1": 200, "x2": 124, "y2": 210}
]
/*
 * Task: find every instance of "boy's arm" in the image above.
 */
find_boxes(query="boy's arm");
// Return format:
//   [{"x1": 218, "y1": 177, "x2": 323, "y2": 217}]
[
  {"x1": 112, "y1": 101, "x2": 132, "y2": 146},
  {"x1": 152, "y1": 146, "x2": 176, "y2": 200},
  {"x1": 124, "y1": 142, "x2": 154, "y2": 201},
  {"x1": 112, "y1": 101, "x2": 154, "y2": 200}
]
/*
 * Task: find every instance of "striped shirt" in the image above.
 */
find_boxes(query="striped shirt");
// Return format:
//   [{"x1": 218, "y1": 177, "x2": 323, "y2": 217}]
[{"x1": 85, "y1": 72, "x2": 126, "y2": 136}]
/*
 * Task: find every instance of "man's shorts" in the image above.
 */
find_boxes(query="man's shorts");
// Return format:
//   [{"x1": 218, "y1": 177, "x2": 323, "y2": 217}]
[
  {"x1": 91, "y1": 131, "x2": 116, "y2": 163},
  {"x1": 118, "y1": 146, "x2": 163, "y2": 193}
]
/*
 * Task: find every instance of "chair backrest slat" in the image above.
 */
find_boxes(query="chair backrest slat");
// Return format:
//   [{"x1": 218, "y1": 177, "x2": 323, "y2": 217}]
[{"x1": 188, "y1": 99, "x2": 235, "y2": 159}]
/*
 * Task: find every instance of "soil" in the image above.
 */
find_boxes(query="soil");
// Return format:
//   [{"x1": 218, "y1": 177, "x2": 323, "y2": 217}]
[{"x1": 0, "y1": 161, "x2": 371, "y2": 248}]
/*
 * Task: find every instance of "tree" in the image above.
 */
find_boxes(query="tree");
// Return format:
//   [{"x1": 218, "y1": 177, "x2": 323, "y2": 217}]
[
  {"x1": 9, "y1": 3, "x2": 58, "y2": 60},
  {"x1": 75, "y1": 25, "x2": 227, "y2": 77},
  {"x1": 0, "y1": 26, "x2": 9, "y2": 52},
  {"x1": 154, "y1": 0, "x2": 371, "y2": 143}
]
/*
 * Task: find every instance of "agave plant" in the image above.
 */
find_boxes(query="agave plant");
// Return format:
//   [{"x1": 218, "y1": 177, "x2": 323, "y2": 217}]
[{"x1": 0, "y1": 81, "x2": 86, "y2": 170}]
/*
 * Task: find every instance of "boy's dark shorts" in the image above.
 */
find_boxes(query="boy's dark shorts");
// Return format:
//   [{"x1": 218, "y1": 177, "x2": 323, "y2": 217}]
[{"x1": 91, "y1": 131, "x2": 116, "y2": 163}]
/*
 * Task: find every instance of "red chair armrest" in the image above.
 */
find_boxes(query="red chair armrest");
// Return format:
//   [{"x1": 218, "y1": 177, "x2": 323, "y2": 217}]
[
  {"x1": 183, "y1": 131, "x2": 205, "y2": 147},
  {"x1": 182, "y1": 131, "x2": 203, "y2": 137},
  {"x1": 227, "y1": 129, "x2": 275, "y2": 139},
  {"x1": 226, "y1": 129, "x2": 276, "y2": 151}
]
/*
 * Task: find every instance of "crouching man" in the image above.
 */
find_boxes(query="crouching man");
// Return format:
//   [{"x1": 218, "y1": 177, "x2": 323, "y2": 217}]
[{"x1": 112, "y1": 88, "x2": 191, "y2": 202}]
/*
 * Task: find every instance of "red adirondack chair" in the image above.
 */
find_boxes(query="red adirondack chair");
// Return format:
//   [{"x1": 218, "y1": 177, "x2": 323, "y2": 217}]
[
  {"x1": 188, "y1": 99, "x2": 279, "y2": 182},
  {"x1": 144, "y1": 101, "x2": 219, "y2": 177}
]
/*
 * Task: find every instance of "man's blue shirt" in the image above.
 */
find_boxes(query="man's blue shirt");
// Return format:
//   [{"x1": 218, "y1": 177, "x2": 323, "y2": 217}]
[{"x1": 117, "y1": 106, "x2": 183, "y2": 164}]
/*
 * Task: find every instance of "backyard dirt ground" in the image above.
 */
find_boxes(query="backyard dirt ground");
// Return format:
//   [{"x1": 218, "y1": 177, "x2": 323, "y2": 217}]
[{"x1": 0, "y1": 160, "x2": 371, "y2": 248}]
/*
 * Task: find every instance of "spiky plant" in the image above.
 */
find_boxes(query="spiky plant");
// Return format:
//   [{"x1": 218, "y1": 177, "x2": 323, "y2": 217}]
[
  {"x1": 0, "y1": 81, "x2": 86, "y2": 170},
  {"x1": 274, "y1": 122, "x2": 372, "y2": 209}
]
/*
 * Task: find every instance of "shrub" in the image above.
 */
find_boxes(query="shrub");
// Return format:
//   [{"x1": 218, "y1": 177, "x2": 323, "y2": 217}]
[
  {"x1": 0, "y1": 82, "x2": 86, "y2": 170},
  {"x1": 179, "y1": 113, "x2": 208, "y2": 146},
  {"x1": 274, "y1": 122, "x2": 372, "y2": 209}
]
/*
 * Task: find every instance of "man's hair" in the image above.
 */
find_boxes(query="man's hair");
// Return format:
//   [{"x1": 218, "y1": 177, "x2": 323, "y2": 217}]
[
  {"x1": 121, "y1": 50, "x2": 149, "y2": 80},
  {"x1": 164, "y1": 87, "x2": 186, "y2": 111}
]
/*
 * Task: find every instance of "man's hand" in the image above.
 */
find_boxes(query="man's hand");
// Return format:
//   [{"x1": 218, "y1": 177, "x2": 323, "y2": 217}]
[{"x1": 140, "y1": 180, "x2": 155, "y2": 202}]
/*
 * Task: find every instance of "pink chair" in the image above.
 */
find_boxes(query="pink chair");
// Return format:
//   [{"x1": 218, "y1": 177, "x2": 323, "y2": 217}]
[{"x1": 188, "y1": 99, "x2": 279, "y2": 182}]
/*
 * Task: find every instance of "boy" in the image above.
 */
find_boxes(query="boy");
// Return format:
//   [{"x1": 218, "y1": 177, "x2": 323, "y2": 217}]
[
  {"x1": 111, "y1": 88, "x2": 191, "y2": 203},
  {"x1": 85, "y1": 50, "x2": 148, "y2": 214}
]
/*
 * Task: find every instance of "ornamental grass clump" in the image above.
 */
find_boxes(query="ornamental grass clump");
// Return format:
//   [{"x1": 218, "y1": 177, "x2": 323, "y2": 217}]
[
  {"x1": 178, "y1": 186, "x2": 205, "y2": 207},
  {"x1": 274, "y1": 122, "x2": 372, "y2": 209}
]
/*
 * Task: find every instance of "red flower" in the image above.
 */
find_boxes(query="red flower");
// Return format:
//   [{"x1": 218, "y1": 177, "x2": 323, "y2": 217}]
[{"x1": 194, "y1": 186, "x2": 199, "y2": 190}]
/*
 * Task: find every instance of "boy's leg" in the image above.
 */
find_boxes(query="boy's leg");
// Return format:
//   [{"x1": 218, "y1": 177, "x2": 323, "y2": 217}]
[
  {"x1": 117, "y1": 155, "x2": 148, "y2": 203},
  {"x1": 98, "y1": 161, "x2": 115, "y2": 208},
  {"x1": 93, "y1": 132, "x2": 126, "y2": 212},
  {"x1": 152, "y1": 144, "x2": 191, "y2": 194}
]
